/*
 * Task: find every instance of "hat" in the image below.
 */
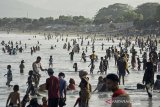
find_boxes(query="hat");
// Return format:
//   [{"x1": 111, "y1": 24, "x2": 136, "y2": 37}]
[{"x1": 47, "y1": 68, "x2": 54, "y2": 73}]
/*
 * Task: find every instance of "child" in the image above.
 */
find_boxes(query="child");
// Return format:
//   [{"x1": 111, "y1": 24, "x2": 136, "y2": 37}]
[
  {"x1": 19, "y1": 60, "x2": 25, "y2": 73},
  {"x1": 40, "y1": 97, "x2": 48, "y2": 107},
  {"x1": 6, "y1": 85, "x2": 20, "y2": 107},
  {"x1": 67, "y1": 78, "x2": 76, "y2": 90},
  {"x1": 4, "y1": 65, "x2": 12, "y2": 87},
  {"x1": 49, "y1": 55, "x2": 53, "y2": 67},
  {"x1": 74, "y1": 92, "x2": 81, "y2": 107},
  {"x1": 21, "y1": 94, "x2": 30, "y2": 107},
  {"x1": 26, "y1": 70, "x2": 35, "y2": 96}
]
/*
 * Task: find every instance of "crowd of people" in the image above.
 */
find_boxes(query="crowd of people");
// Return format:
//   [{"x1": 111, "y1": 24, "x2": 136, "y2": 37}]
[{"x1": 1, "y1": 33, "x2": 160, "y2": 107}]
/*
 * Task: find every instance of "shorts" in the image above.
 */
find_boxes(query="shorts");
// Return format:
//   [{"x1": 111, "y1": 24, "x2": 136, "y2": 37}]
[{"x1": 48, "y1": 98, "x2": 59, "y2": 107}]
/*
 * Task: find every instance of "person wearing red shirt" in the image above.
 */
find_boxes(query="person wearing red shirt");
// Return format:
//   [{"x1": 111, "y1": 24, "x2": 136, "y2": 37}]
[
  {"x1": 105, "y1": 73, "x2": 132, "y2": 107},
  {"x1": 46, "y1": 68, "x2": 60, "y2": 107}
]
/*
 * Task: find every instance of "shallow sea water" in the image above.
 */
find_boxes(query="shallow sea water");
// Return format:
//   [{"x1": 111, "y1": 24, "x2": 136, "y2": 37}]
[{"x1": 0, "y1": 33, "x2": 160, "y2": 107}]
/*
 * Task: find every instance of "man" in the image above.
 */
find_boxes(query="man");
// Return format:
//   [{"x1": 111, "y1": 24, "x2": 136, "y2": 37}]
[
  {"x1": 105, "y1": 73, "x2": 131, "y2": 107},
  {"x1": 69, "y1": 50, "x2": 74, "y2": 61},
  {"x1": 143, "y1": 58, "x2": 154, "y2": 98},
  {"x1": 32, "y1": 56, "x2": 46, "y2": 88},
  {"x1": 88, "y1": 51, "x2": 96, "y2": 74},
  {"x1": 46, "y1": 68, "x2": 60, "y2": 107},
  {"x1": 58, "y1": 72, "x2": 67, "y2": 107},
  {"x1": 103, "y1": 56, "x2": 109, "y2": 74},
  {"x1": 81, "y1": 51, "x2": 86, "y2": 62},
  {"x1": 99, "y1": 57, "x2": 104, "y2": 74},
  {"x1": 117, "y1": 54, "x2": 126, "y2": 85}
]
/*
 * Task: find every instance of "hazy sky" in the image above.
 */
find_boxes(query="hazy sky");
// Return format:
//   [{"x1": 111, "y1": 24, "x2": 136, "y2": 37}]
[{"x1": 17, "y1": 0, "x2": 160, "y2": 18}]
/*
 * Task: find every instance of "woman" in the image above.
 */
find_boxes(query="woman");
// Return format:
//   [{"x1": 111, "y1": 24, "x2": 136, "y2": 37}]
[{"x1": 79, "y1": 70, "x2": 92, "y2": 107}]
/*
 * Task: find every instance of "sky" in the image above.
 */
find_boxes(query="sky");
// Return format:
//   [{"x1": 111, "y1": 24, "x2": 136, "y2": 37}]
[
  {"x1": 1, "y1": 0, "x2": 160, "y2": 18},
  {"x1": 16, "y1": 0, "x2": 160, "y2": 18}
]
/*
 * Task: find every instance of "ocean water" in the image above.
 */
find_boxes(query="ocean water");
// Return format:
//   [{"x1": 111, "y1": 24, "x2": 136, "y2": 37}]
[{"x1": 0, "y1": 33, "x2": 160, "y2": 107}]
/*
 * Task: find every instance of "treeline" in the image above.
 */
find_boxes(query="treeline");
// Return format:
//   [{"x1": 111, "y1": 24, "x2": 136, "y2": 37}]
[
  {"x1": 0, "y1": 2, "x2": 160, "y2": 31},
  {"x1": 94, "y1": 3, "x2": 160, "y2": 29},
  {"x1": 0, "y1": 16, "x2": 92, "y2": 30}
]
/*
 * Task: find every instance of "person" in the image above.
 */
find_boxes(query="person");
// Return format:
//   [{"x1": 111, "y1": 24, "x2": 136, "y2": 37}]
[
  {"x1": 105, "y1": 74, "x2": 131, "y2": 107},
  {"x1": 142, "y1": 52, "x2": 147, "y2": 70},
  {"x1": 81, "y1": 51, "x2": 86, "y2": 62},
  {"x1": 46, "y1": 68, "x2": 60, "y2": 107},
  {"x1": 103, "y1": 56, "x2": 109, "y2": 74},
  {"x1": 117, "y1": 55, "x2": 126, "y2": 85},
  {"x1": 131, "y1": 49, "x2": 137, "y2": 69},
  {"x1": 154, "y1": 75, "x2": 160, "y2": 90},
  {"x1": 58, "y1": 72, "x2": 67, "y2": 107},
  {"x1": 27, "y1": 98, "x2": 40, "y2": 107},
  {"x1": 73, "y1": 63, "x2": 78, "y2": 72},
  {"x1": 88, "y1": 51, "x2": 96, "y2": 74},
  {"x1": 49, "y1": 56, "x2": 53, "y2": 67},
  {"x1": 6, "y1": 85, "x2": 21, "y2": 107},
  {"x1": 4, "y1": 65, "x2": 12, "y2": 87},
  {"x1": 137, "y1": 57, "x2": 141, "y2": 71},
  {"x1": 69, "y1": 50, "x2": 74, "y2": 61},
  {"x1": 124, "y1": 52, "x2": 130, "y2": 74},
  {"x1": 79, "y1": 70, "x2": 92, "y2": 107},
  {"x1": 98, "y1": 57, "x2": 104, "y2": 74},
  {"x1": 19, "y1": 60, "x2": 25, "y2": 73},
  {"x1": 26, "y1": 70, "x2": 36, "y2": 96},
  {"x1": 21, "y1": 94, "x2": 30, "y2": 107},
  {"x1": 142, "y1": 58, "x2": 154, "y2": 98},
  {"x1": 32, "y1": 56, "x2": 46, "y2": 88},
  {"x1": 114, "y1": 49, "x2": 119, "y2": 66},
  {"x1": 40, "y1": 97, "x2": 48, "y2": 107},
  {"x1": 93, "y1": 76, "x2": 104, "y2": 92},
  {"x1": 74, "y1": 92, "x2": 81, "y2": 107},
  {"x1": 67, "y1": 78, "x2": 76, "y2": 90}
]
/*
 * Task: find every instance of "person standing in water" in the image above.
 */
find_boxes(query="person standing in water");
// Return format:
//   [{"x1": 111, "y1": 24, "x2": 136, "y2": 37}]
[
  {"x1": 19, "y1": 60, "x2": 25, "y2": 73},
  {"x1": 58, "y1": 72, "x2": 67, "y2": 107},
  {"x1": 6, "y1": 85, "x2": 21, "y2": 107},
  {"x1": 32, "y1": 56, "x2": 46, "y2": 88},
  {"x1": 79, "y1": 70, "x2": 92, "y2": 107},
  {"x1": 88, "y1": 51, "x2": 96, "y2": 74},
  {"x1": 26, "y1": 70, "x2": 35, "y2": 96},
  {"x1": 103, "y1": 56, "x2": 109, "y2": 74},
  {"x1": 49, "y1": 55, "x2": 53, "y2": 67},
  {"x1": 143, "y1": 58, "x2": 154, "y2": 98},
  {"x1": 81, "y1": 51, "x2": 86, "y2": 62},
  {"x1": 4, "y1": 65, "x2": 12, "y2": 87},
  {"x1": 105, "y1": 74, "x2": 131, "y2": 107},
  {"x1": 46, "y1": 68, "x2": 60, "y2": 107},
  {"x1": 73, "y1": 63, "x2": 78, "y2": 72},
  {"x1": 117, "y1": 54, "x2": 126, "y2": 85},
  {"x1": 69, "y1": 50, "x2": 74, "y2": 61},
  {"x1": 99, "y1": 57, "x2": 104, "y2": 74}
]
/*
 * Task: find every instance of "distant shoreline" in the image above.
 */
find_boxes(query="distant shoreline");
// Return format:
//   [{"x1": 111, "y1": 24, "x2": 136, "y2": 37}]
[{"x1": 0, "y1": 28, "x2": 111, "y2": 37}]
